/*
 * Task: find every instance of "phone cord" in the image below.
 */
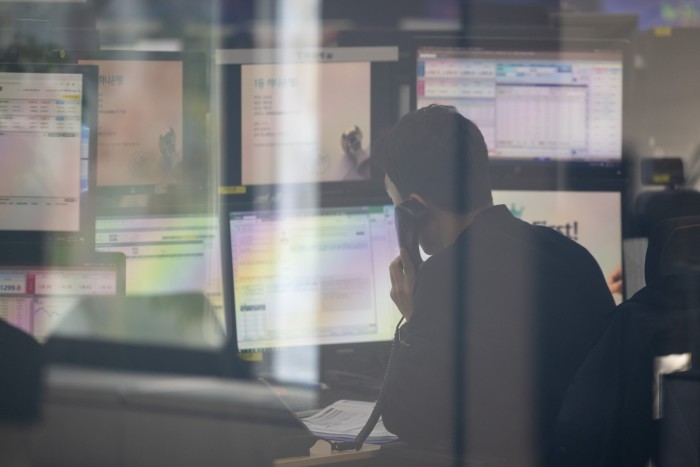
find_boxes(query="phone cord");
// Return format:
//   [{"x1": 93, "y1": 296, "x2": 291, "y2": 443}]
[{"x1": 331, "y1": 317, "x2": 405, "y2": 452}]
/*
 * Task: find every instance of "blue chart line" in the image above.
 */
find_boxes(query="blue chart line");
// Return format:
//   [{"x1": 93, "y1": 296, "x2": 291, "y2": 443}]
[
  {"x1": 32, "y1": 298, "x2": 81, "y2": 324},
  {"x1": 33, "y1": 306, "x2": 62, "y2": 319}
]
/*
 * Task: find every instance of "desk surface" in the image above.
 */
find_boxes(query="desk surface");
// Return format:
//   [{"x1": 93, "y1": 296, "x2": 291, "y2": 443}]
[
  {"x1": 275, "y1": 440, "x2": 380, "y2": 467},
  {"x1": 40, "y1": 366, "x2": 383, "y2": 466}
]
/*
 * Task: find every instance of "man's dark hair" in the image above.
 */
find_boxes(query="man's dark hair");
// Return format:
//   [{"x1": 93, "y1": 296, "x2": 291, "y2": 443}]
[{"x1": 374, "y1": 104, "x2": 492, "y2": 214}]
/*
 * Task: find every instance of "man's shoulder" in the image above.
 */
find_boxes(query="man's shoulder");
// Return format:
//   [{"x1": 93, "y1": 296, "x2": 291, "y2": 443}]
[
  {"x1": 418, "y1": 204, "x2": 604, "y2": 286},
  {"x1": 466, "y1": 205, "x2": 592, "y2": 259},
  {"x1": 488, "y1": 206, "x2": 597, "y2": 260}
]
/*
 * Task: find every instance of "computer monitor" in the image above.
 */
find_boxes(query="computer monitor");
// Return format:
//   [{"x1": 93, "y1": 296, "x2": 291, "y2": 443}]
[
  {"x1": 222, "y1": 203, "x2": 402, "y2": 352},
  {"x1": 216, "y1": 47, "x2": 399, "y2": 192},
  {"x1": 492, "y1": 189, "x2": 623, "y2": 303},
  {"x1": 94, "y1": 213, "x2": 224, "y2": 326},
  {"x1": 0, "y1": 245, "x2": 124, "y2": 341},
  {"x1": 76, "y1": 51, "x2": 207, "y2": 197},
  {"x1": 414, "y1": 38, "x2": 626, "y2": 180},
  {"x1": 223, "y1": 190, "x2": 622, "y2": 352},
  {"x1": 0, "y1": 63, "x2": 97, "y2": 241}
]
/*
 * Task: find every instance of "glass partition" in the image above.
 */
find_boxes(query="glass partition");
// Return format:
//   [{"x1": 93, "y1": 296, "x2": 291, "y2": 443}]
[{"x1": 1, "y1": 2, "x2": 699, "y2": 466}]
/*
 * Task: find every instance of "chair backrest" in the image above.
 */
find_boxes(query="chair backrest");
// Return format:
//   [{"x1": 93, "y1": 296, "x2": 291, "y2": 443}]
[
  {"x1": 645, "y1": 216, "x2": 700, "y2": 285},
  {"x1": 634, "y1": 190, "x2": 700, "y2": 237}
]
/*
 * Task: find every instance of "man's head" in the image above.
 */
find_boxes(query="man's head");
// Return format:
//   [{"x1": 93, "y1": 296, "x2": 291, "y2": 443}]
[
  {"x1": 372, "y1": 105, "x2": 492, "y2": 255},
  {"x1": 374, "y1": 105, "x2": 493, "y2": 253}
]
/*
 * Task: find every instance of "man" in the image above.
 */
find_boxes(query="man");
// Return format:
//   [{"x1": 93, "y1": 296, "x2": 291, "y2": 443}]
[{"x1": 374, "y1": 105, "x2": 616, "y2": 465}]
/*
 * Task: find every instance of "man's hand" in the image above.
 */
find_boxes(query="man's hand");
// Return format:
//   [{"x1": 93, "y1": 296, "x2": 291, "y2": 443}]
[
  {"x1": 389, "y1": 248, "x2": 417, "y2": 321},
  {"x1": 607, "y1": 263, "x2": 623, "y2": 295}
]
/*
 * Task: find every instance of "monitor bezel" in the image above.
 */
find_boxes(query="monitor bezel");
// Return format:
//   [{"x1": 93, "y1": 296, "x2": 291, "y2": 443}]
[
  {"x1": 215, "y1": 46, "x2": 400, "y2": 202},
  {"x1": 411, "y1": 36, "x2": 632, "y2": 187},
  {"x1": 0, "y1": 62, "x2": 98, "y2": 244},
  {"x1": 73, "y1": 50, "x2": 210, "y2": 204}
]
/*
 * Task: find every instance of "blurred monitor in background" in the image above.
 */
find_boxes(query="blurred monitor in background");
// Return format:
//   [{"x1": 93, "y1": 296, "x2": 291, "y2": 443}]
[{"x1": 0, "y1": 63, "x2": 97, "y2": 243}]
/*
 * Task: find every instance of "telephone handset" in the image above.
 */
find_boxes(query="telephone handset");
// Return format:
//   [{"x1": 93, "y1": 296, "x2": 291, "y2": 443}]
[{"x1": 395, "y1": 199, "x2": 429, "y2": 270}]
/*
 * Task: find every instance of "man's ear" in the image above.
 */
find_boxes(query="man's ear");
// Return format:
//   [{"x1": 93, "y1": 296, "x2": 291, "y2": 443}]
[{"x1": 406, "y1": 193, "x2": 442, "y2": 254}]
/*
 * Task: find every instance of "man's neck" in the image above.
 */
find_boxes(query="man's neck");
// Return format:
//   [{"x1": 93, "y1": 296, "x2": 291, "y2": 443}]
[{"x1": 435, "y1": 203, "x2": 494, "y2": 248}]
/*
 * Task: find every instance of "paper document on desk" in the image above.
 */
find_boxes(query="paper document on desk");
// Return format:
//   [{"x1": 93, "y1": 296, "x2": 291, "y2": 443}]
[{"x1": 302, "y1": 399, "x2": 398, "y2": 444}]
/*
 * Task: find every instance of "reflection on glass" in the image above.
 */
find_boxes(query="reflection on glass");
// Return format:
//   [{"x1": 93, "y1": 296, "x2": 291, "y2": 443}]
[
  {"x1": 95, "y1": 214, "x2": 225, "y2": 327},
  {"x1": 270, "y1": 0, "x2": 323, "y2": 384},
  {"x1": 51, "y1": 292, "x2": 225, "y2": 349}
]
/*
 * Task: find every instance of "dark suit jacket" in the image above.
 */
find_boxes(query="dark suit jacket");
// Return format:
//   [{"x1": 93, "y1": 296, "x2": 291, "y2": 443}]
[{"x1": 381, "y1": 205, "x2": 615, "y2": 465}]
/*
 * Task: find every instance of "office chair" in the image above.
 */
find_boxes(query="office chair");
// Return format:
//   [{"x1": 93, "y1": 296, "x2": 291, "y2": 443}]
[
  {"x1": 634, "y1": 158, "x2": 700, "y2": 237},
  {"x1": 645, "y1": 215, "x2": 700, "y2": 287},
  {"x1": 643, "y1": 216, "x2": 700, "y2": 467},
  {"x1": 635, "y1": 189, "x2": 700, "y2": 238},
  {"x1": 635, "y1": 216, "x2": 700, "y2": 466},
  {"x1": 626, "y1": 158, "x2": 700, "y2": 296},
  {"x1": 552, "y1": 216, "x2": 700, "y2": 467}
]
